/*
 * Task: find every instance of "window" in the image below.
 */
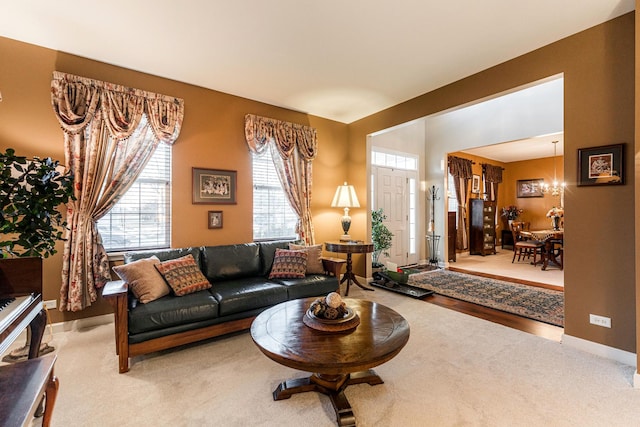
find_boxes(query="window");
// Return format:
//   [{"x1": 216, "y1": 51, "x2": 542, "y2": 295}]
[
  {"x1": 97, "y1": 142, "x2": 171, "y2": 252},
  {"x1": 252, "y1": 148, "x2": 298, "y2": 241}
]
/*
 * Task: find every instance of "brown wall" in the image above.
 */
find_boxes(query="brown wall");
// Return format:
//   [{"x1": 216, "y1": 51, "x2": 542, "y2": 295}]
[
  {"x1": 0, "y1": 37, "x2": 349, "y2": 324},
  {"x1": 503, "y1": 157, "x2": 565, "y2": 231},
  {"x1": 349, "y1": 13, "x2": 636, "y2": 352}
]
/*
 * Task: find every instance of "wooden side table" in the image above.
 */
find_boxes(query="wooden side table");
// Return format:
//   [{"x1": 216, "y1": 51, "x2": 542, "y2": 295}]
[{"x1": 324, "y1": 241, "x2": 374, "y2": 296}]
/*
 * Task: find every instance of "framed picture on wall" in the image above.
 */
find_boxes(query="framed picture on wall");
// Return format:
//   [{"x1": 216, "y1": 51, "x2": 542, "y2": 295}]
[
  {"x1": 471, "y1": 175, "x2": 480, "y2": 194},
  {"x1": 577, "y1": 143, "x2": 625, "y2": 186},
  {"x1": 516, "y1": 179, "x2": 544, "y2": 198},
  {"x1": 192, "y1": 168, "x2": 237, "y2": 204},
  {"x1": 208, "y1": 211, "x2": 223, "y2": 229}
]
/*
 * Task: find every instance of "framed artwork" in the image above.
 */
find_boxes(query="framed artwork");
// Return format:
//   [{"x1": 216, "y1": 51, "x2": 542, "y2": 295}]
[
  {"x1": 208, "y1": 211, "x2": 223, "y2": 229},
  {"x1": 471, "y1": 175, "x2": 481, "y2": 194},
  {"x1": 577, "y1": 143, "x2": 625, "y2": 186},
  {"x1": 192, "y1": 168, "x2": 237, "y2": 204},
  {"x1": 516, "y1": 179, "x2": 544, "y2": 198}
]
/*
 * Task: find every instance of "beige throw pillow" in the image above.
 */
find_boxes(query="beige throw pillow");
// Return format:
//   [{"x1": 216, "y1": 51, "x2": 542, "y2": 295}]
[
  {"x1": 289, "y1": 243, "x2": 324, "y2": 274},
  {"x1": 112, "y1": 256, "x2": 170, "y2": 304}
]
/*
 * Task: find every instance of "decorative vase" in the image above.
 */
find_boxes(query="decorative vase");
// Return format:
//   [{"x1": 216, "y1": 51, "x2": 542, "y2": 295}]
[{"x1": 551, "y1": 216, "x2": 561, "y2": 231}]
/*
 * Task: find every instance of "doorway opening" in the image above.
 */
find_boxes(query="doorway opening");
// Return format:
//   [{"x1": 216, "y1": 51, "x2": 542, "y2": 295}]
[{"x1": 367, "y1": 75, "x2": 564, "y2": 291}]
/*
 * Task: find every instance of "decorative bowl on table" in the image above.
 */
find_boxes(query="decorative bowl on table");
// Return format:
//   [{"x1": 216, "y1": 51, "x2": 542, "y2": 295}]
[{"x1": 303, "y1": 292, "x2": 360, "y2": 332}]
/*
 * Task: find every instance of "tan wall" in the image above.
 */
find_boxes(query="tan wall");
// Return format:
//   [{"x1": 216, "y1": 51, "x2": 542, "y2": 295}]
[
  {"x1": 0, "y1": 37, "x2": 349, "y2": 324},
  {"x1": 503, "y1": 157, "x2": 564, "y2": 231},
  {"x1": 349, "y1": 13, "x2": 635, "y2": 352}
]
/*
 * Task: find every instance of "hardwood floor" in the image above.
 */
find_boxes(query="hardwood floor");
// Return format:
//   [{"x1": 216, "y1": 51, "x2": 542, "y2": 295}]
[{"x1": 418, "y1": 268, "x2": 564, "y2": 342}]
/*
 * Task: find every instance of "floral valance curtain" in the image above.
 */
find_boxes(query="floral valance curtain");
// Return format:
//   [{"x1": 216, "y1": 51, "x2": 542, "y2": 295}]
[
  {"x1": 244, "y1": 114, "x2": 317, "y2": 244},
  {"x1": 51, "y1": 71, "x2": 184, "y2": 311},
  {"x1": 448, "y1": 156, "x2": 473, "y2": 250}
]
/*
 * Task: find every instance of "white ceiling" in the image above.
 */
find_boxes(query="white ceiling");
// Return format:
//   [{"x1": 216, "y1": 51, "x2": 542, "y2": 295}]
[
  {"x1": 461, "y1": 134, "x2": 564, "y2": 163},
  {"x1": 0, "y1": 1, "x2": 634, "y2": 124}
]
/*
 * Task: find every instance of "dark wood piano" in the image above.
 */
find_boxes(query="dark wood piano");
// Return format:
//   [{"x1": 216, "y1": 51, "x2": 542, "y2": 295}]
[{"x1": 0, "y1": 257, "x2": 58, "y2": 426}]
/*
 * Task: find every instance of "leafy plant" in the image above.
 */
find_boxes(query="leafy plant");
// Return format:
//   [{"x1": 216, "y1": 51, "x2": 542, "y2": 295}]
[
  {"x1": 371, "y1": 208, "x2": 393, "y2": 267},
  {"x1": 0, "y1": 148, "x2": 74, "y2": 258}
]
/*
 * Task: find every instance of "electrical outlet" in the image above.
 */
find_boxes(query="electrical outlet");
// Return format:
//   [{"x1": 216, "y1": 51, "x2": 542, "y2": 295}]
[
  {"x1": 589, "y1": 314, "x2": 611, "y2": 328},
  {"x1": 44, "y1": 300, "x2": 57, "y2": 310}
]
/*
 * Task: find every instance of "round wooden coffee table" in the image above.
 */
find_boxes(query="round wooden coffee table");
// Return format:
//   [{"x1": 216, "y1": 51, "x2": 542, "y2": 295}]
[{"x1": 250, "y1": 298, "x2": 410, "y2": 426}]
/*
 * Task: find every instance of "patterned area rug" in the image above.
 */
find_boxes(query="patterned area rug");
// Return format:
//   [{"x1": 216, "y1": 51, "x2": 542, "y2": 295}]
[{"x1": 409, "y1": 269, "x2": 564, "y2": 327}]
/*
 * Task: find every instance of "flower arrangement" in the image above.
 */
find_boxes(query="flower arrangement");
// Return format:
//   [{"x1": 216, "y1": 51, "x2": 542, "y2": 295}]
[
  {"x1": 546, "y1": 207, "x2": 564, "y2": 218},
  {"x1": 501, "y1": 205, "x2": 523, "y2": 220}
]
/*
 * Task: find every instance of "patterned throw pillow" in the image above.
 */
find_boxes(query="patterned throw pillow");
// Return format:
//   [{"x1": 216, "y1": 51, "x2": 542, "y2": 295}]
[
  {"x1": 112, "y1": 256, "x2": 170, "y2": 304},
  {"x1": 289, "y1": 243, "x2": 324, "y2": 274},
  {"x1": 155, "y1": 254, "x2": 211, "y2": 296},
  {"x1": 268, "y1": 248, "x2": 308, "y2": 279}
]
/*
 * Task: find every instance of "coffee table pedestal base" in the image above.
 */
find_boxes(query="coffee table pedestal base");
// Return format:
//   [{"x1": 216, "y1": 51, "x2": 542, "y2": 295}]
[{"x1": 273, "y1": 370, "x2": 384, "y2": 426}]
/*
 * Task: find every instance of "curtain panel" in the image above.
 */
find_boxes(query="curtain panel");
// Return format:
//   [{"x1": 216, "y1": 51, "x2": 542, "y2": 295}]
[
  {"x1": 448, "y1": 156, "x2": 473, "y2": 250},
  {"x1": 483, "y1": 163, "x2": 503, "y2": 202},
  {"x1": 51, "y1": 71, "x2": 184, "y2": 311},
  {"x1": 244, "y1": 114, "x2": 317, "y2": 244}
]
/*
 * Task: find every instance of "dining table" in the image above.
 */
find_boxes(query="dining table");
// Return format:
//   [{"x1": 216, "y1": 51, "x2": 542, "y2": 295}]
[{"x1": 523, "y1": 229, "x2": 563, "y2": 270}]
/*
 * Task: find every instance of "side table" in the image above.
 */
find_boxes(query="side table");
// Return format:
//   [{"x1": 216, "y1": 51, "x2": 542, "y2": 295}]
[{"x1": 324, "y1": 241, "x2": 374, "y2": 296}]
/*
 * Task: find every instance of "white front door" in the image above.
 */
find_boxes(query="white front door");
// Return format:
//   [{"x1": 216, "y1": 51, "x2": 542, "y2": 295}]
[{"x1": 374, "y1": 166, "x2": 417, "y2": 267}]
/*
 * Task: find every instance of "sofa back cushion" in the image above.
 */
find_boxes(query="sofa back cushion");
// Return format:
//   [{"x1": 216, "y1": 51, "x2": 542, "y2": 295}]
[
  {"x1": 258, "y1": 240, "x2": 295, "y2": 276},
  {"x1": 202, "y1": 243, "x2": 261, "y2": 281},
  {"x1": 124, "y1": 247, "x2": 202, "y2": 270}
]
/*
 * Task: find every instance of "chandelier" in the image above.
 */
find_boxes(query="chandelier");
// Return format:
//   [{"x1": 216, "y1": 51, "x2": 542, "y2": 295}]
[{"x1": 542, "y1": 140, "x2": 565, "y2": 196}]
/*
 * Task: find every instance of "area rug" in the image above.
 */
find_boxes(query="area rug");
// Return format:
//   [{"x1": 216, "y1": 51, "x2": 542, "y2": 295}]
[{"x1": 408, "y1": 269, "x2": 564, "y2": 327}]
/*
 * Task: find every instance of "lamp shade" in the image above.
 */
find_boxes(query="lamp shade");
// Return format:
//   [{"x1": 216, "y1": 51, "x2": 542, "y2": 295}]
[{"x1": 331, "y1": 182, "x2": 360, "y2": 208}]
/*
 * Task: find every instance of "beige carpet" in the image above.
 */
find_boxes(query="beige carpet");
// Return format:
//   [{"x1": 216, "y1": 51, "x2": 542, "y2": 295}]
[
  {"x1": 449, "y1": 248, "x2": 564, "y2": 288},
  {"x1": 20, "y1": 286, "x2": 640, "y2": 427}
]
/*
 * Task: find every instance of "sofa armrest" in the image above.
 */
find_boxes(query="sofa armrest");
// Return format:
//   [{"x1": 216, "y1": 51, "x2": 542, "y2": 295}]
[
  {"x1": 101, "y1": 279, "x2": 131, "y2": 373},
  {"x1": 321, "y1": 257, "x2": 346, "y2": 278},
  {"x1": 102, "y1": 279, "x2": 128, "y2": 298}
]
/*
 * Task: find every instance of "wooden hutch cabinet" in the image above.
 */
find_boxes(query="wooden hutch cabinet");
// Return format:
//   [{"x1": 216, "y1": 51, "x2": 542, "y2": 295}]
[{"x1": 469, "y1": 198, "x2": 496, "y2": 256}]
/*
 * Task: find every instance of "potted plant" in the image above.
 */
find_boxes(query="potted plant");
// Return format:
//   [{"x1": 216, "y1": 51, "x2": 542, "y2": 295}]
[
  {"x1": 0, "y1": 148, "x2": 74, "y2": 361},
  {"x1": 0, "y1": 148, "x2": 74, "y2": 258},
  {"x1": 371, "y1": 208, "x2": 393, "y2": 269}
]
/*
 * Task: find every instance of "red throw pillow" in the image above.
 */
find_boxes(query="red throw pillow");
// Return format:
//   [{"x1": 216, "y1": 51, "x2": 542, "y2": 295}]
[{"x1": 268, "y1": 248, "x2": 308, "y2": 279}]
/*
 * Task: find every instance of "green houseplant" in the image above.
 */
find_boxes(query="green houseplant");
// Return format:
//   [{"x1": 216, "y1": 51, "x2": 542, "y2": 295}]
[
  {"x1": 0, "y1": 148, "x2": 74, "y2": 258},
  {"x1": 371, "y1": 208, "x2": 393, "y2": 268}
]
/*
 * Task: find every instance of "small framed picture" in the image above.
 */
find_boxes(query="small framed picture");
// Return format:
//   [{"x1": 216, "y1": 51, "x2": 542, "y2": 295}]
[
  {"x1": 577, "y1": 143, "x2": 624, "y2": 186},
  {"x1": 193, "y1": 168, "x2": 237, "y2": 204},
  {"x1": 471, "y1": 175, "x2": 481, "y2": 194},
  {"x1": 208, "y1": 211, "x2": 223, "y2": 229},
  {"x1": 517, "y1": 179, "x2": 544, "y2": 198}
]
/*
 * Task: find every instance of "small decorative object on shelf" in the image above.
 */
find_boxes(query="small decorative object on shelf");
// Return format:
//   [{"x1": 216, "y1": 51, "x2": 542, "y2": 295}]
[{"x1": 303, "y1": 292, "x2": 360, "y2": 332}]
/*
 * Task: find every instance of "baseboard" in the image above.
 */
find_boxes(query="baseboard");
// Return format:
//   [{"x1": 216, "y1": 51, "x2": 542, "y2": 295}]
[
  {"x1": 50, "y1": 313, "x2": 114, "y2": 335},
  {"x1": 562, "y1": 333, "x2": 637, "y2": 369}
]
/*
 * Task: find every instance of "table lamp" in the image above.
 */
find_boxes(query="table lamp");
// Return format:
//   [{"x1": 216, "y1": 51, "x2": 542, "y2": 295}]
[{"x1": 331, "y1": 182, "x2": 360, "y2": 241}]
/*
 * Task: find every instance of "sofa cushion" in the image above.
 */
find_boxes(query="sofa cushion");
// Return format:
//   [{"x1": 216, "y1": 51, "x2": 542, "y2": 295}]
[
  {"x1": 258, "y1": 240, "x2": 294, "y2": 276},
  {"x1": 112, "y1": 256, "x2": 169, "y2": 304},
  {"x1": 155, "y1": 254, "x2": 211, "y2": 296},
  {"x1": 124, "y1": 247, "x2": 202, "y2": 270},
  {"x1": 268, "y1": 248, "x2": 307, "y2": 279},
  {"x1": 202, "y1": 243, "x2": 261, "y2": 281},
  {"x1": 210, "y1": 278, "x2": 288, "y2": 316},
  {"x1": 128, "y1": 290, "x2": 219, "y2": 335},
  {"x1": 270, "y1": 274, "x2": 339, "y2": 300},
  {"x1": 289, "y1": 243, "x2": 324, "y2": 274}
]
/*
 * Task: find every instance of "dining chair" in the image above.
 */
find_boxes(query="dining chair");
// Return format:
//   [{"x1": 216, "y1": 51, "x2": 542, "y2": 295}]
[{"x1": 510, "y1": 222, "x2": 544, "y2": 265}]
